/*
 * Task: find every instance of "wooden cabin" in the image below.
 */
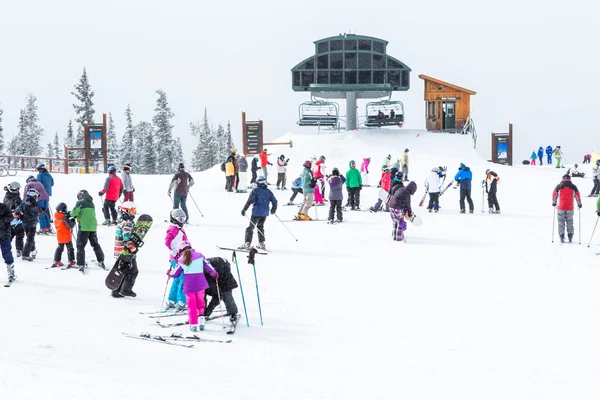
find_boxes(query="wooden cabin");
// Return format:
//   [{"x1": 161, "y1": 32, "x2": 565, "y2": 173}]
[{"x1": 418, "y1": 75, "x2": 476, "y2": 132}]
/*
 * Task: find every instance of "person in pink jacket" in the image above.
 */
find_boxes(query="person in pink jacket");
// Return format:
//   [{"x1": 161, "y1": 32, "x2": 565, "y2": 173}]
[
  {"x1": 164, "y1": 209, "x2": 188, "y2": 311},
  {"x1": 360, "y1": 157, "x2": 371, "y2": 186},
  {"x1": 313, "y1": 156, "x2": 326, "y2": 204}
]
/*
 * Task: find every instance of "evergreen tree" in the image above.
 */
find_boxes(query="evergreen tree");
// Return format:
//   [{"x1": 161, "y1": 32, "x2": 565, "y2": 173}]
[
  {"x1": 152, "y1": 90, "x2": 175, "y2": 174},
  {"x1": 120, "y1": 105, "x2": 134, "y2": 165},
  {"x1": 173, "y1": 137, "x2": 184, "y2": 168},
  {"x1": 215, "y1": 123, "x2": 227, "y2": 161},
  {"x1": 64, "y1": 120, "x2": 75, "y2": 164},
  {"x1": 107, "y1": 112, "x2": 120, "y2": 163},
  {"x1": 0, "y1": 104, "x2": 4, "y2": 154},
  {"x1": 71, "y1": 67, "x2": 95, "y2": 126},
  {"x1": 133, "y1": 121, "x2": 156, "y2": 174},
  {"x1": 46, "y1": 142, "x2": 53, "y2": 158},
  {"x1": 53, "y1": 132, "x2": 61, "y2": 158},
  {"x1": 23, "y1": 94, "x2": 43, "y2": 159},
  {"x1": 225, "y1": 121, "x2": 235, "y2": 155}
]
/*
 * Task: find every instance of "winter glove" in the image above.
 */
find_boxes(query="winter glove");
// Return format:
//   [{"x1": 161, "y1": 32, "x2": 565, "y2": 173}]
[
  {"x1": 98, "y1": 191, "x2": 103, "y2": 197},
  {"x1": 166, "y1": 269, "x2": 171, "y2": 276},
  {"x1": 578, "y1": 204, "x2": 582, "y2": 209},
  {"x1": 269, "y1": 162, "x2": 273, "y2": 166},
  {"x1": 241, "y1": 209, "x2": 246, "y2": 217},
  {"x1": 270, "y1": 208, "x2": 276, "y2": 215},
  {"x1": 552, "y1": 203, "x2": 557, "y2": 207},
  {"x1": 123, "y1": 190, "x2": 128, "y2": 194},
  {"x1": 597, "y1": 211, "x2": 600, "y2": 217},
  {"x1": 211, "y1": 271, "x2": 219, "y2": 280}
]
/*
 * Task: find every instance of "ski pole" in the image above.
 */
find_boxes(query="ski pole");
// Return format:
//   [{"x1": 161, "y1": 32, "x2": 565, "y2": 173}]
[
  {"x1": 481, "y1": 180, "x2": 485, "y2": 213},
  {"x1": 188, "y1": 192, "x2": 204, "y2": 217},
  {"x1": 157, "y1": 275, "x2": 170, "y2": 325},
  {"x1": 215, "y1": 277, "x2": 226, "y2": 328},
  {"x1": 579, "y1": 207, "x2": 582, "y2": 245},
  {"x1": 232, "y1": 251, "x2": 249, "y2": 327},
  {"x1": 248, "y1": 248, "x2": 264, "y2": 326},
  {"x1": 274, "y1": 213, "x2": 298, "y2": 242},
  {"x1": 551, "y1": 206, "x2": 556, "y2": 243},
  {"x1": 588, "y1": 216, "x2": 599, "y2": 247}
]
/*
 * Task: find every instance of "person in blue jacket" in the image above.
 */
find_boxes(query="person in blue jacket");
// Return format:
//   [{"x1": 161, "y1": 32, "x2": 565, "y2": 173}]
[
  {"x1": 454, "y1": 163, "x2": 474, "y2": 214},
  {"x1": 287, "y1": 176, "x2": 303, "y2": 205},
  {"x1": 240, "y1": 176, "x2": 277, "y2": 250},
  {"x1": 537, "y1": 146, "x2": 544, "y2": 166},
  {"x1": 546, "y1": 145, "x2": 553, "y2": 165},
  {"x1": 36, "y1": 163, "x2": 54, "y2": 234}
]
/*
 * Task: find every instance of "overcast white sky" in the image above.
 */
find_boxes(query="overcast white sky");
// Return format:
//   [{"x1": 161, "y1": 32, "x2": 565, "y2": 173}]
[{"x1": 1, "y1": 0, "x2": 598, "y2": 163}]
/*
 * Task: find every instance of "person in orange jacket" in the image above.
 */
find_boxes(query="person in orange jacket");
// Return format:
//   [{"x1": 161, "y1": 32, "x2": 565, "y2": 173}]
[
  {"x1": 260, "y1": 148, "x2": 273, "y2": 184},
  {"x1": 51, "y1": 202, "x2": 75, "y2": 268}
]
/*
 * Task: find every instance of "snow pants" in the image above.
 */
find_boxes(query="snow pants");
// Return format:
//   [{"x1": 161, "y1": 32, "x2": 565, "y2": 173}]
[
  {"x1": 205, "y1": 290, "x2": 238, "y2": 317},
  {"x1": 328, "y1": 200, "x2": 343, "y2": 221},
  {"x1": 76, "y1": 230, "x2": 104, "y2": 267},
  {"x1": 487, "y1": 190, "x2": 500, "y2": 212},
  {"x1": 347, "y1": 187, "x2": 361, "y2": 209},
  {"x1": 427, "y1": 192, "x2": 440, "y2": 211},
  {"x1": 372, "y1": 197, "x2": 389, "y2": 212},
  {"x1": 225, "y1": 175, "x2": 234, "y2": 191},
  {"x1": 37, "y1": 199, "x2": 50, "y2": 230},
  {"x1": 402, "y1": 165, "x2": 409, "y2": 181},
  {"x1": 531, "y1": 159, "x2": 536, "y2": 165},
  {"x1": 547, "y1": 155, "x2": 552, "y2": 164},
  {"x1": 314, "y1": 182, "x2": 324, "y2": 204},
  {"x1": 289, "y1": 188, "x2": 303, "y2": 203},
  {"x1": 555, "y1": 157, "x2": 562, "y2": 168},
  {"x1": 299, "y1": 193, "x2": 314, "y2": 216},
  {"x1": 234, "y1": 172, "x2": 240, "y2": 191},
  {"x1": 361, "y1": 171, "x2": 369, "y2": 186},
  {"x1": 245, "y1": 216, "x2": 266, "y2": 244},
  {"x1": 186, "y1": 290, "x2": 206, "y2": 325},
  {"x1": 389, "y1": 207, "x2": 407, "y2": 241},
  {"x1": 123, "y1": 191, "x2": 134, "y2": 202},
  {"x1": 54, "y1": 241, "x2": 74, "y2": 262},
  {"x1": 238, "y1": 172, "x2": 247, "y2": 191},
  {"x1": 557, "y1": 210, "x2": 574, "y2": 237},
  {"x1": 251, "y1": 170, "x2": 257, "y2": 185},
  {"x1": 173, "y1": 195, "x2": 189, "y2": 222},
  {"x1": 102, "y1": 200, "x2": 118, "y2": 222},
  {"x1": 459, "y1": 189, "x2": 474, "y2": 212},
  {"x1": 114, "y1": 258, "x2": 138, "y2": 296},
  {"x1": 168, "y1": 260, "x2": 186, "y2": 305},
  {"x1": 590, "y1": 178, "x2": 600, "y2": 196},
  {"x1": 261, "y1": 166, "x2": 269, "y2": 182},
  {"x1": 0, "y1": 238, "x2": 14, "y2": 265},
  {"x1": 11, "y1": 223, "x2": 24, "y2": 252},
  {"x1": 276, "y1": 173, "x2": 286, "y2": 189},
  {"x1": 23, "y1": 227, "x2": 36, "y2": 257}
]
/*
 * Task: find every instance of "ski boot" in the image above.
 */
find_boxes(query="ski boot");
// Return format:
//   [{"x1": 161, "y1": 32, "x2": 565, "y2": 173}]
[
  {"x1": 16, "y1": 250, "x2": 22, "y2": 257},
  {"x1": 190, "y1": 325, "x2": 199, "y2": 332},
  {"x1": 97, "y1": 261, "x2": 106, "y2": 270},
  {"x1": 111, "y1": 291, "x2": 124, "y2": 298},
  {"x1": 256, "y1": 242, "x2": 266, "y2": 250},
  {"x1": 164, "y1": 300, "x2": 176, "y2": 311},
  {"x1": 51, "y1": 261, "x2": 64, "y2": 268},
  {"x1": 102, "y1": 220, "x2": 111, "y2": 226},
  {"x1": 337, "y1": 218, "x2": 343, "y2": 223},
  {"x1": 369, "y1": 206, "x2": 377, "y2": 213},
  {"x1": 175, "y1": 301, "x2": 187, "y2": 311},
  {"x1": 120, "y1": 289, "x2": 137, "y2": 298},
  {"x1": 568, "y1": 234, "x2": 573, "y2": 243},
  {"x1": 469, "y1": 210, "x2": 474, "y2": 214},
  {"x1": 495, "y1": 210, "x2": 501, "y2": 214},
  {"x1": 460, "y1": 210, "x2": 466, "y2": 214},
  {"x1": 230, "y1": 314, "x2": 239, "y2": 324},
  {"x1": 286, "y1": 202, "x2": 295, "y2": 206},
  {"x1": 327, "y1": 219, "x2": 335, "y2": 224},
  {"x1": 22, "y1": 255, "x2": 34, "y2": 262},
  {"x1": 559, "y1": 234, "x2": 565, "y2": 243},
  {"x1": 6, "y1": 263, "x2": 14, "y2": 283},
  {"x1": 111, "y1": 220, "x2": 118, "y2": 226},
  {"x1": 68, "y1": 260, "x2": 77, "y2": 267},
  {"x1": 198, "y1": 316, "x2": 206, "y2": 331},
  {"x1": 239, "y1": 242, "x2": 251, "y2": 250},
  {"x1": 31, "y1": 250, "x2": 37, "y2": 260}
]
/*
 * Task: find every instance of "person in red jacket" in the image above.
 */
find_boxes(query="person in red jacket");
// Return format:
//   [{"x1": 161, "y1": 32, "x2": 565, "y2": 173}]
[
  {"x1": 552, "y1": 174, "x2": 582, "y2": 243},
  {"x1": 260, "y1": 149, "x2": 272, "y2": 184},
  {"x1": 99, "y1": 166, "x2": 123, "y2": 225}
]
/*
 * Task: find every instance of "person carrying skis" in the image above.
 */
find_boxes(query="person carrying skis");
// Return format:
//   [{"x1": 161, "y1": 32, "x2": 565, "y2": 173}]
[
  {"x1": 538, "y1": 146, "x2": 544, "y2": 165},
  {"x1": 121, "y1": 163, "x2": 135, "y2": 202},
  {"x1": 546, "y1": 145, "x2": 553, "y2": 165},
  {"x1": 485, "y1": 169, "x2": 501, "y2": 214},
  {"x1": 276, "y1": 155, "x2": 289, "y2": 190},
  {"x1": 388, "y1": 181, "x2": 417, "y2": 242},
  {"x1": 401, "y1": 149, "x2": 410, "y2": 181},
  {"x1": 360, "y1": 157, "x2": 371, "y2": 186},
  {"x1": 250, "y1": 156, "x2": 259, "y2": 187},
  {"x1": 36, "y1": 163, "x2": 54, "y2": 234},
  {"x1": 164, "y1": 208, "x2": 189, "y2": 311},
  {"x1": 425, "y1": 167, "x2": 441, "y2": 212},
  {"x1": 237, "y1": 154, "x2": 248, "y2": 192},
  {"x1": 552, "y1": 174, "x2": 582, "y2": 243},
  {"x1": 70, "y1": 190, "x2": 105, "y2": 271},
  {"x1": 530, "y1": 151, "x2": 537, "y2": 165},
  {"x1": 23, "y1": 176, "x2": 49, "y2": 234},
  {"x1": 590, "y1": 160, "x2": 600, "y2": 196},
  {"x1": 369, "y1": 166, "x2": 391, "y2": 213},
  {"x1": 241, "y1": 176, "x2": 277, "y2": 250},
  {"x1": 260, "y1": 148, "x2": 272, "y2": 184},
  {"x1": 0, "y1": 201, "x2": 15, "y2": 284},
  {"x1": 169, "y1": 240, "x2": 218, "y2": 332},
  {"x1": 51, "y1": 202, "x2": 76, "y2": 268},
  {"x1": 99, "y1": 165, "x2": 123, "y2": 225},
  {"x1": 327, "y1": 167, "x2": 346, "y2": 223},
  {"x1": 204, "y1": 256, "x2": 239, "y2": 324},
  {"x1": 3, "y1": 182, "x2": 24, "y2": 257},
  {"x1": 454, "y1": 163, "x2": 474, "y2": 214},
  {"x1": 111, "y1": 201, "x2": 138, "y2": 297},
  {"x1": 346, "y1": 160, "x2": 363, "y2": 211},
  {"x1": 14, "y1": 188, "x2": 41, "y2": 261},
  {"x1": 297, "y1": 161, "x2": 315, "y2": 220},
  {"x1": 288, "y1": 175, "x2": 303, "y2": 205},
  {"x1": 168, "y1": 163, "x2": 195, "y2": 222},
  {"x1": 553, "y1": 146, "x2": 564, "y2": 168}
]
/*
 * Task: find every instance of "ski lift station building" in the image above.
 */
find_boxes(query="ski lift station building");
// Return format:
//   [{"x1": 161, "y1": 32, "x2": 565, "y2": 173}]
[{"x1": 291, "y1": 34, "x2": 411, "y2": 130}]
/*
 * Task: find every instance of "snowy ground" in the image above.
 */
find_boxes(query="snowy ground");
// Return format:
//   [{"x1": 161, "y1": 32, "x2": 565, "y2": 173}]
[{"x1": 1, "y1": 129, "x2": 600, "y2": 400}]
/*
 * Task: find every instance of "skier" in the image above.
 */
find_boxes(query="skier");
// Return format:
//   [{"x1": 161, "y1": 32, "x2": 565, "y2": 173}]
[
  {"x1": 288, "y1": 176, "x2": 303, "y2": 205},
  {"x1": 14, "y1": 189, "x2": 41, "y2": 261},
  {"x1": 297, "y1": 161, "x2": 315, "y2": 220},
  {"x1": 36, "y1": 163, "x2": 54, "y2": 234},
  {"x1": 111, "y1": 201, "x2": 138, "y2": 297},
  {"x1": 3, "y1": 182, "x2": 24, "y2": 257},
  {"x1": 225, "y1": 156, "x2": 235, "y2": 192},
  {"x1": 70, "y1": 189, "x2": 105, "y2": 271},
  {"x1": 98, "y1": 165, "x2": 123, "y2": 225},
  {"x1": 567, "y1": 164, "x2": 585, "y2": 178},
  {"x1": 204, "y1": 256, "x2": 239, "y2": 323},
  {"x1": 313, "y1": 155, "x2": 327, "y2": 201},
  {"x1": 346, "y1": 160, "x2": 363, "y2": 211},
  {"x1": 237, "y1": 154, "x2": 248, "y2": 192},
  {"x1": 552, "y1": 174, "x2": 582, "y2": 243},
  {"x1": 583, "y1": 154, "x2": 591, "y2": 164},
  {"x1": 250, "y1": 156, "x2": 259, "y2": 187},
  {"x1": 553, "y1": 146, "x2": 563, "y2": 168},
  {"x1": 231, "y1": 150, "x2": 240, "y2": 192},
  {"x1": 327, "y1": 167, "x2": 346, "y2": 223},
  {"x1": 241, "y1": 176, "x2": 277, "y2": 250},
  {"x1": 378, "y1": 155, "x2": 392, "y2": 188},
  {"x1": 164, "y1": 208, "x2": 188, "y2": 311},
  {"x1": 51, "y1": 202, "x2": 75, "y2": 268},
  {"x1": 23, "y1": 176, "x2": 49, "y2": 234},
  {"x1": 0, "y1": 201, "x2": 14, "y2": 284},
  {"x1": 276, "y1": 155, "x2": 289, "y2": 190},
  {"x1": 454, "y1": 163, "x2": 474, "y2": 214},
  {"x1": 169, "y1": 240, "x2": 218, "y2": 332},
  {"x1": 590, "y1": 160, "x2": 600, "y2": 197},
  {"x1": 390, "y1": 170, "x2": 405, "y2": 196},
  {"x1": 168, "y1": 163, "x2": 195, "y2": 222},
  {"x1": 260, "y1": 148, "x2": 272, "y2": 184},
  {"x1": 360, "y1": 157, "x2": 371, "y2": 186},
  {"x1": 388, "y1": 181, "x2": 417, "y2": 242},
  {"x1": 401, "y1": 149, "x2": 410, "y2": 181},
  {"x1": 530, "y1": 151, "x2": 537, "y2": 166},
  {"x1": 546, "y1": 145, "x2": 553, "y2": 165},
  {"x1": 121, "y1": 163, "x2": 135, "y2": 202},
  {"x1": 485, "y1": 169, "x2": 501, "y2": 214},
  {"x1": 369, "y1": 166, "x2": 391, "y2": 213},
  {"x1": 538, "y1": 146, "x2": 544, "y2": 166},
  {"x1": 424, "y1": 167, "x2": 442, "y2": 212}
]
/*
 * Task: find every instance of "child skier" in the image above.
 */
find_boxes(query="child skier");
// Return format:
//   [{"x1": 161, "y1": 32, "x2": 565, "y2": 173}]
[
  {"x1": 327, "y1": 167, "x2": 346, "y2": 223},
  {"x1": 14, "y1": 189, "x2": 41, "y2": 261},
  {"x1": 388, "y1": 181, "x2": 417, "y2": 242},
  {"x1": 313, "y1": 155, "x2": 327, "y2": 202},
  {"x1": 52, "y1": 202, "x2": 76, "y2": 268},
  {"x1": 23, "y1": 176, "x2": 49, "y2": 234},
  {"x1": 70, "y1": 190, "x2": 105, "y2": 272},
  {"x1": 485, "y1": 169, "x2": 501, "y2": 214},
  {"x1": 425, "y1": 167, "x2": 442, "y2": 212},
  {"x1": 3, "y1": 182, "x2": 23, "y2": 257},
  {"x1": 0, "y1": 202, "x2": 15, "y2": 284},
  {"x1": 360, "y1": 157, "x2": 371, "y2": 186},
  {"x1": 169, "y1": 241, "x2": 218, "y2": 332},
  {"x1": 204, "y1": 256, "x2": 239, "y2": 323},
  {"x1": 111, "y1": 201, "x2": 138, "y2": 297},
  {"x1": 346, "y1": 160, "x2": 363, "y2": 211},
  {"x1": 369, "y1": 166, "x2": 391, "y2": 213},
  {"x1": 164, "y1": 208, "x2": 188, "y2": 311},
  {"x1": 552, "y1": 174, "x2": 582, "y2": 243},
  {"x1": 276, "y1": 154, "x2": 289, "y2": 190},
  {"x1": 530, "y1": 151, "x2": 537, "y2": 166},
  {"x1": 99, "y1": 165, "x2": 123, "y2": 225},
  {"x1": 241, "y1": 176, "x2": 277, "y2": 250},
  {"x1": 288, "y1": 176, "x2": 303, "y2": 205}
]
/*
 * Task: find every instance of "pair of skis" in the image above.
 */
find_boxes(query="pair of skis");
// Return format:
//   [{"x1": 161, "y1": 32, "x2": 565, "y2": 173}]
[
  {"x1": 418, "y1": 182, "x2": 454, "y2": 207},
  {"x1": 122, "y1": 332, "x2": 232, "y2": 347},
  {"x1": 157, "y1": 314, "x2": 239, "y2": 334}
]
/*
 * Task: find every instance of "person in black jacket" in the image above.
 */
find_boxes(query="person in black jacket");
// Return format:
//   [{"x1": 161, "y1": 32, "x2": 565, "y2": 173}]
[
  {"x1": 3, "y1": 182, "x2": 24, "y2": 257},
  {"x1": 250, "y1": 157, "x2": 259, "y2": 186},
  {"x1": 388, "y1": 181, "x2": 417, "y2": 242},
  {"x1": 0, "y1": 202, "x2": 15, "y2": 283},
  {"x1": 203, "y1": 257, "x2": 239, "y2": 324},
  {"x1": 14, "y1": 189, "x2": 41, "y2": 261}
]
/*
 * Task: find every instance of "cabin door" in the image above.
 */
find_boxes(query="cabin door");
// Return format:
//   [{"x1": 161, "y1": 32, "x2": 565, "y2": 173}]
[{"x1": 442, "y1": 102, "x2": 455, "y2": 130}]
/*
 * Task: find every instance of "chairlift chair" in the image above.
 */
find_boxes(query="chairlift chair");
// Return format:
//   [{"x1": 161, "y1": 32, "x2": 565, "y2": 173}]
[
  {"x1": 365, "y1": 100, "x2": 404, "y2": 127},
  {"x1": 298, "y1": 100, "x2": 339, "y2": 127}
]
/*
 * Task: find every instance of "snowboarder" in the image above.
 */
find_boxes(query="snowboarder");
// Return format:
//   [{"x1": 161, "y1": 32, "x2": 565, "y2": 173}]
[
  {"x1": 297, "y1": 161, "x2": 315, "y2": 220},
  {"x1": 567, "y1": 164, "x2": 585, "y2": 178},
  {"x1": 424, "y1": 167, "x2": 441, "y2": 212},
  {"x1": 111, "y1": 201, "x2": 138, "y2": 297},
  {"x1": 388, "y1": 181, "x2": 417, "y2": 242},
  {"x1": 3, "y1": 182, "x2": 23, "y2": 257},
  {"x1": 23, "y1": 176, "x2": 49, "y2": 234},
  {"x1": 260, "y1": 148, "x2": 272, "y2": 184},
  {"x1": 360, "y1": 157, "x2": 371, "y2": 186},
  {"x1": 169, "y1": 240, "x2": 218, "y2": 332},
  {"x1": 168, "y1": 163, "x2": 195, "y2": 222},
  {"x1": 327, "y1": 167, "x2": 346, "y2": 223},
  {"x1": 250, "y1": 156, "x2": 259, "y2": 187},
  {"x1": 530, "y1": 151, "x2": 537, "y2": 165},
  {"x1": 553, "y1": 146, "x2": 563, "y2": 168},
  {"x1": 36, "y1": 163, "x2": 54, "y2": 234},
  {"x1": 99, "y1": 165, "x2": 123, "y2": 225},
  {"x1": 288, "y1": 176, "x2": 303, "y2": 205},
  {"x1": 401, "y1": 149, "x2": 410, "y2": 181},
  {"x1": 546, "y1": 145, "x2": 553, "y2": 165},
  {"x1": 485, "y1": 169, "x2": 501, "y2": 214},
  {"x1": 538, "y1": 146, "x2": 544, "y2": 166},
  {"x1": 552, "y1": 174, "x2": 582, "y2": 243},
  {"x1": 276, "y1": 155, "x2": 289, "y2": 190},
  {"x1": 241, "y1": 176, "x2": 277, "y2": 250},
  {"x1": 121, "y1": 163, "x2": 135, "y2": 202},
  {"x1": 51, "y1": 202, "x2": 75, "y2": 268},
  {"x1": 346, "y1": 160, "x2": 363, "y2": 211},
  {"x1": 237, "y1": 154, "x2": 248, "y2": 192},
  {"x1": 454, "y1": 163, "x2": 474, "y2": 214},
  {"x1": 370, "y1": 166, "x2": 391, "y2": 213},
  {"x1": 204, "y1": 256, "x2": 239, "y2": 322},
  {"x1": 591, "y1": 160, "x2": 600, "y2": 196},
  {"x1": 14, "y1": 189, "x2": 41, "y2": 261},
  {"x1": 164, "y1": 208, "x2": 189, "y2": 311},
  {"x1": 0, "y1": 202, "x2": 14, "y2": 284},
  {"x1": 70, "y1": 189, "x2": 105, "y2": 271}
]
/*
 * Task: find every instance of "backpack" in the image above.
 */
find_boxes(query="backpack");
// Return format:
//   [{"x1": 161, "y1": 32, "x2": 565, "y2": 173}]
[
  {"x1": 220, "y1": 162, "x2": 226, "y2": 172},
  {"x1": 309, "y1": 178, "x2": 317, "y2": 188}
]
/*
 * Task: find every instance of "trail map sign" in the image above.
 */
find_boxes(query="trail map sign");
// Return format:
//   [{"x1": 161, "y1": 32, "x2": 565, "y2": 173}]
[
  {"x1": 491, "y1": 124, "x2": 513, "y2": 166},
  {"x1": 242, "y1": 112, "x2": 263, "y2": 155}
]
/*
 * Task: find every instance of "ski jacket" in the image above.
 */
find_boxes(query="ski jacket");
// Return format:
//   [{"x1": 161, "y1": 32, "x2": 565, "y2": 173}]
[
  {"x1": 389, "y1": 179, "x2": 404, "y2": 196},
  {"x1": 225, "y1": 161, "x2": 235, "y2": 176},
  {"x1": 23, "y1": 179, "x2": 49, "y2": 202},
  {"x1": 360, "y1": 158, "x2": 370, "y2": 173},
  {"x1": 454, "y1": 165, "x2": 473, "y2": 191},
  {"x1": 100, "y1": 174, "x2": 123, "y2": 201},
  {"x1": 0, "y1": 203, "x2": 13, "y2": 241},
  {"x1": 594, "y1": 164, "x2": 600, "y2": 179},
  {"x1": 36, "y1": 169, "x2": 54, "y2": 197},
  {"x1": 251, "y1": 158, "x2": 259, "y2": 172},
  {"x1": 424, "y1": 172, "x2": 441, "y2": 193},
  {"x1": 54, "y1": 212, "x2": 73, "y2": 245},
  {"x1": 291, "y1": 176, "x2": 302, "y2": 189},
  {"x1": 327, "y1": 175, "x2": 346, "y2": 201},
  {"x1": 301, "y1": 167, "x2": 313, "y2": 193},
  {"x1": 69, "y1": 192, "x2": 98, "y2": 232},
  {"x1": 345, "y1": 165, "x2": 362, "y2": 188},
  {"x1": 401, "y1": 152, "x2": 409, "y2": 167},
  {"x1": 530, "y1": 152, "x2": 537, "y2": 160},
  {"x1": 121, "y1": 171, "x2": 135, "y2": 192},
  {"x1": 260, "y1": 151, "x2": 270, "y2": 167},
  {"x1": 485, "y1": 171, "x2": 500, "y2": 194},
  {"x1": 114, "y1": 219, "x2": 135, "y2": 257},
  {"x1": 553, "y1": 148, "x2": 563, "y2": 158},
  {"x1": 381, "y1": 171, "x2": 392, "y2": 192},
  {"x1": 538, "y1": 147, "x2": 544, "y2": 158},
  {"x1": 3, "y1": 191, "x2": 22, "y2": 212},
  {"x1": 388, "y1": 181, "x2": 417, "y2": 214},
  {"x1": 170, "y1": 250, "x2": 217, "y2": 294},
  {"x1": 165, "y1": 224, "x2": 188, "y2": 262},
  {"x1": 546, "y1": 146, "x2": 553, "y2": 156},
  {"x1": 238, "y1": 158, "x2": 248, "y2": 173},
  {"x1": 277, "y1": 158, "x2": 287, "y2": 173},
  {"x1": 242, "y1": 186, "x2": 278, "y2": 217},
  {"x1": 205, "y1": 257, "x2": 238, "y2": 297},
  {"x1": 313, "y1": 159, "x2": 325, "y2": 179},
  {"x1": 552, "y1": 179, "x2": 582, "y2": 211},
  {"x1": 14, "y1": 198, "x2": 40, "y2": 229},
  {"x1": 169, "y1": 171, "x2": 195, "y2": 197}
]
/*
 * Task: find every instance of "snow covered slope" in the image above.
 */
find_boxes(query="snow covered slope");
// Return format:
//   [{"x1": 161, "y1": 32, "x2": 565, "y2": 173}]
[{"x1": 1, "y1": 129, "x2": 600, "y2": 400}]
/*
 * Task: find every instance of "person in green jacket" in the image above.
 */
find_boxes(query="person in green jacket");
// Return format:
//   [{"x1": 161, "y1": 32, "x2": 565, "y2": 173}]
[
  {"x1": 346, "y1": 160, "x2": 363, "y2": 210},
  {"x1": 69, "y1": 189, "x2": 105, "y2": 272}
]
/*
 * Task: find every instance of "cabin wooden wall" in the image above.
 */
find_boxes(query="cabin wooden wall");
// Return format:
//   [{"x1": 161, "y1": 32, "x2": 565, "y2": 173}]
[{"x1": 423, "y1": 80, "x2": 472, "y2": 131}]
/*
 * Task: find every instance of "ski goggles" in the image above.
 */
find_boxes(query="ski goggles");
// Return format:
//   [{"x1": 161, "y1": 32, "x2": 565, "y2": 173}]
[{"x1": 174, "y1": 215, "x2": 186, "y2": 224}]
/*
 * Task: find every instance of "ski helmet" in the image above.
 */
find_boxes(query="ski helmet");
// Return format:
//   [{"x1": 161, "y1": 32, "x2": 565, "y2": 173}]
[
  {"x1": 177, "y1": 240, "x2": 192, "y2": 255},
  {"x1": 77, "y1": 189, "x2": 88, "y2": 200},
  {"x1": 178, "y1": 163, "x2": 185, "y2": 170},
  {"x1": 257, "y1": 176, "x2": 267, "y2": 187},
  {"x1": 123, "y1": 163, "x2": 132, "y2": 172},
  {"x1": 332, "y1": 167, "x2": 340, "y2": 175},
  {"x1": 120, "y1": 201, "x2": 137, "y2": 219},
  {"x1": 26, "y1": 175, "x2": 35, "y2": 183},
  {"x1": 107, "y1": 165, "x2": 117, "y2": 174},
  {"x1": 36, "y1": 162, "x2": 45, "y2": 170},
  {"x1": 56, "y1": 202, "x2": 68, "y2": 213},
  {"x1": 27, "y1": 188, "x2": 40, "y2": 199},
  {"x1": 170, "y1": 208, "x2": 187, "y2": 225},
  {"x1": 395, "y1": 171, "x2": 403, "y2": 180},
  {"x1": 485, "y1": 169, "x2": 490, "y2": 175},
  {"x1": 231, "y1": 149, "x2": 237, "y2": 154},
  {"x1": 562, "y1": 174, "x2": 571, "y2": 180},
  {"x1": 5, "y1": 182, "x2": 20, "y2": 193}
]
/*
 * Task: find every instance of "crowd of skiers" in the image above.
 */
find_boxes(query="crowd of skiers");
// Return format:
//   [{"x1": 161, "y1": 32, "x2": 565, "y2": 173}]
[{"x1": 530, "y1": 145, "x2": 565, "y2": 167}]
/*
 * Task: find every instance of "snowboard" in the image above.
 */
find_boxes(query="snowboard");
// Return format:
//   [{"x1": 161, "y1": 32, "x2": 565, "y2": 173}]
[
  {"x1": 378, "y1": 188, "x2": 389, "y2": 202},
  {"x1": 105, "y1": 214, "x2": 153, "y2": 291},
  {"x1": 407, "y1": 213, "x2": 422, "y2": 226}
]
